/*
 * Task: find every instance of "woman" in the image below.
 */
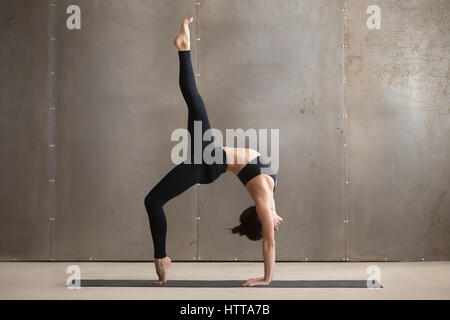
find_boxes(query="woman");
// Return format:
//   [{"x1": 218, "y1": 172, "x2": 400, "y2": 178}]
[{"x1": 144, "y1": 17, "x2": 283, "y2": 287}]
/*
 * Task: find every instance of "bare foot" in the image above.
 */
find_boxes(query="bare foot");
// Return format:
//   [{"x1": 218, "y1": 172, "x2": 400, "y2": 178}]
[
  {"x1": 153, "y1": 256, "x2": 171, "y2": 285},
  {"x1": 173, "y1": 17, "x2": 194, "y2": 51}
]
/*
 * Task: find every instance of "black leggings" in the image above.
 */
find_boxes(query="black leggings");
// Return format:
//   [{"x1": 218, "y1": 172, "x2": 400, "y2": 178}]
[{"x1": 144, "y1": 50, "x2": 227, "y2": 259}]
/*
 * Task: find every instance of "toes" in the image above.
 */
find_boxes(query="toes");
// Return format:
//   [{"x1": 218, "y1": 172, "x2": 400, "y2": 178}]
[{"x1": 183, "y1": 17, "x2": 194, "y2": 25}]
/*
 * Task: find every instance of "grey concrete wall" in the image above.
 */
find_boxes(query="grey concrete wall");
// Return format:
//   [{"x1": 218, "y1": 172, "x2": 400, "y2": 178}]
[
  {"x1": 0, "y1": 0, "x2": 448, "y2": 261},
  {"x1": 0, "y1": 0, "x2": 51, "y2": 260},
  {"x1": 345, "y1": 0, "x2": 450, "y2": 260}
]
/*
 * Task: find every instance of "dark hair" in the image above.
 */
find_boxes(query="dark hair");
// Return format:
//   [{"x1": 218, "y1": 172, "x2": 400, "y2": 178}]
[{"x1": 228, "y1": 206, "x2": 262, "y2": 241}]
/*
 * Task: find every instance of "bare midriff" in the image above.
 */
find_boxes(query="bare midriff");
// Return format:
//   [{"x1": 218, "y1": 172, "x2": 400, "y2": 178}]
[
  {"x1": 221, "y1": 146, "x2": 260, "y2": 174},
  {"x1": 221, "y1": 146, "x2": 275, "y2": 194}
]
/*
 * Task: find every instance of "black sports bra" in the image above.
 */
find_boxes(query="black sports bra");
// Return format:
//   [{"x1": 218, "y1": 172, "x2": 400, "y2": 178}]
[{"x1": 237, "y1": 156, "x2": 277, "y2": 193}]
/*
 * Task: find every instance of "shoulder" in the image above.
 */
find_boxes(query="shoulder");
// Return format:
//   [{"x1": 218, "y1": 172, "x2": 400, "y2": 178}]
[{"x1": 254, "y1": 191, "x2": 271, "y2": 205}]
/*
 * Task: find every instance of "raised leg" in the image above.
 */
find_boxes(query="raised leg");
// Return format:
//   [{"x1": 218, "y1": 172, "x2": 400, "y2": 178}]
[
  {"x1": 174, "y1": 18, "x2": 213, "y2": 152},
  {"x1": 178, "y1": 50, "x2": 213, "y2": 148}
]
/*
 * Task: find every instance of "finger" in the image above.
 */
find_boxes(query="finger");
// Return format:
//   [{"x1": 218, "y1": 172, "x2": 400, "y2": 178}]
[{"x1": 152, "y1": 280, "x2": 163, "y2": 285}]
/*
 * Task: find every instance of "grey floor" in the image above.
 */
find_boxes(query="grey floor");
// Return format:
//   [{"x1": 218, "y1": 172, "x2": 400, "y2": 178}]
[{"x1": 0, "y1": 261, "x2": 449, "y2": 299}]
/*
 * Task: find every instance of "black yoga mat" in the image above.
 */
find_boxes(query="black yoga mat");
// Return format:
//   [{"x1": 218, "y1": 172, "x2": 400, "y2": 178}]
[{"x1": 80, "y1": 279, "x2": 382, "y2": 288}]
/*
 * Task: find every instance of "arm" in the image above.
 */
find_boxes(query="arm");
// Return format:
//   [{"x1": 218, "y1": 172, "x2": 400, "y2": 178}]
[
  {"x1": 241, "y1": 198, "x2": 276, "y2": 286},
  {"x1": 258, "y1": 202, "x2": 276, "y2": 282}
]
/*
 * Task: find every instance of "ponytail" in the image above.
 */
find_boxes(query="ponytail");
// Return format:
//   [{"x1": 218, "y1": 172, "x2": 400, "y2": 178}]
[{"x1": 230, "y1": 224, "x2": 244, "y2": 236}]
